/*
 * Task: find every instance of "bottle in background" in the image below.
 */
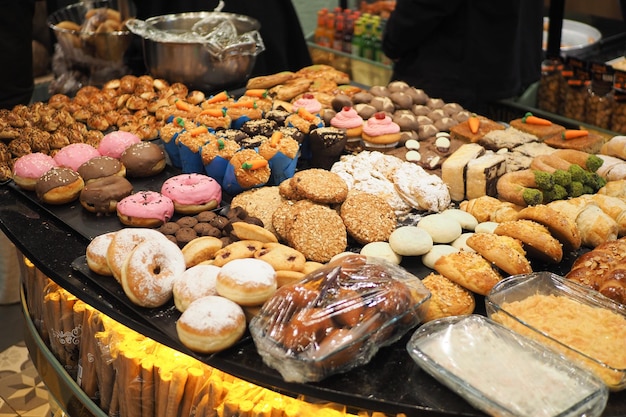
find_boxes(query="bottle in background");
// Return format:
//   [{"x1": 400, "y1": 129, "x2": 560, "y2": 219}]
[
  {"x1": 314, "y1": 8, "x2": 329, "y2": 46},
  {"x1": 325, "y1": 12, "x2": 336, "y2": 50},
  {"x1": 361, "y1": 19, "x2": 374, "y2": 61},
  {"x1": 352, "y1": 16, "x2": 364, "y2": 58},
  {"x1": 342, "y1": 9, "x2": 354, "y2": 54},
  {"x1": 333, "y1": 12, "x2": 345, "y2": 51}
]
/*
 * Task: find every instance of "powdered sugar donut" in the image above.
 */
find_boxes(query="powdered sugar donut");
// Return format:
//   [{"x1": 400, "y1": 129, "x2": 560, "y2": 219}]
[
  {"x1": 161, "y1": 173, "x2": 222, "y2": 214},
  {"x1": 98, "y1": 131, "x2": 141, "y2": 159},
  {"x1": 12, "y1": 152, "x2": 58, "y2": 190},
  {"x1": 86, "y1": 231, "x2": 116, "y2": 276},
  {"x1": 106, "y1": 228, "x2": 165, "y2": 282},
  {"x1": 173, "y1": 264, "x2": 220, "y2": 312},
  {"x1": 216, "y1": 258, "x2": 277, "y2": 306},
  {"x1": 53, "y1": 143, "x2": 101, "y2": 171},
  {"x1": 117, "y1": 191, "x2": 174, "y2": 228},
  {"x1": 121, "y1": 237, "x2": 186, "y2": 308},
  {"x1": 176, "y1": 295, "x2": 246, "y2": 353}
]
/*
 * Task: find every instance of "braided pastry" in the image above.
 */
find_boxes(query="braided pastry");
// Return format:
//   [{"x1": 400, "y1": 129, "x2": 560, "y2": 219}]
[{"x1": 566, "y1": 237, "x2": 626, "y2": 304}]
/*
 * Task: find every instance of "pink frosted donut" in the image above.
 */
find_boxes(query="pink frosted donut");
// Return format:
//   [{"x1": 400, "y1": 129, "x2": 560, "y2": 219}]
[
  {"x1": 53, "y1": 143, "x2": 101, "y2": 172},
  {"x1": 117, "y1": 191, "x2": 174, "y2": 228},
  {"x1": 12, "y1": 152, "x2": 58, "y2": 190},
  {"x1": 161, "y1": 173, "x2": 222, "y2": 214},
  {"x1": 98, "y1": 131, "x2": 141, "y2": 159}
]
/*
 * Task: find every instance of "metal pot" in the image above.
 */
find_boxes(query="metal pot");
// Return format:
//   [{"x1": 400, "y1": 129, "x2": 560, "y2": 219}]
[{"x1": 126, "y1": 12, "x2": 265, "y2": 92}]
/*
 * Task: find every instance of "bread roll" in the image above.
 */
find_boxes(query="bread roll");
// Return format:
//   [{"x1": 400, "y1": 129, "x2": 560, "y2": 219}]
[{"x1": 433, "y1": 251, "x2": 502, "y2": 295}]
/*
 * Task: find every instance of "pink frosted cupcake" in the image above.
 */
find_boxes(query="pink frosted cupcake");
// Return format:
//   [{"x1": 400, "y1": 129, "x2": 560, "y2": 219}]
[
  {"x1": 330, "y1": 106, "x2": 364, "y2": 152},
  {"x1": 361, "y1": 112, "x2": 402, "y2": 152},
  {"x1": 98, "y1": 131, "x2": 141, "y2": 159},
  {"x1": 292, "y1": 93, "x2": 322, "y2": 114}
]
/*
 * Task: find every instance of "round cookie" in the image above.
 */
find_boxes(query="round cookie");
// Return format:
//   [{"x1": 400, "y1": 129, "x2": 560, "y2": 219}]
[
  {"x1": 439, "y1": 208, "x2": 478, "y2": 231},
  {"x1": 291, "y1": 169, "x2": 348, "y2": 204},
  {"x1": 417, "y1": 214, "x2": 462, "y2": 244},
  {"x1": 230, "y1": 186, "x2": 284, "y2": 236},
  {"x1": 360, "y1": 241, "x2": 402, "y2": 265},
  {"x1": 388, "y1": 226, "x2": 433, "y2": 256},
  {"x1": 340, "y1": 190, "x2": 397, "y2": 245},
  {"x1": 287, "y1": 202, "x2": 347, "y2": 263},
  {"x1": 451, "y1": 232, "x2": 475, "y2": 252},
  {"x1": 474, "y1": 221, "x2": 499, "y2": 234}
]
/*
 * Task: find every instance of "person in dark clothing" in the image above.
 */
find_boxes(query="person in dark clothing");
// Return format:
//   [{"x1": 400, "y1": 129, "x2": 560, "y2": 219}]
[
  {"x1": 0, "y1": 0, "x2": 35, "y2": 109},
  {"x1": 382, "y1": 0, "x2": 543, "y2": 113},
  {"x1": 129, "y1": 0, "x2": 312, "y2": 77}
]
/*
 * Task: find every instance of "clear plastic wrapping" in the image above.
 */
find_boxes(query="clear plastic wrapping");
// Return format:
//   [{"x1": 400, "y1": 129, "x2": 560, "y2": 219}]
[
  {"x1": 486, "y1": 271, "x2": 626, "y2": 391},
  {"x1": 249, "y1": 254, "x2": 431, "y2": 383},
  {"x1": 407, "y1": 315, "x2": 608, "y2": 417}
]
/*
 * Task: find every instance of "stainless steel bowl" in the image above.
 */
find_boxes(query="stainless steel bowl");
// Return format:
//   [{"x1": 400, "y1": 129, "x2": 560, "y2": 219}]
[{"x1": 127, "y1": 12, "x2": 264, "y2": 92}]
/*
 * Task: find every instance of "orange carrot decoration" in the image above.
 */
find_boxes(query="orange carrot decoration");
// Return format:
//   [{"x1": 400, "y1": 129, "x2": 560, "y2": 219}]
[
  {"x1": 231, "y1": 100, "x2": 257, "y2": 109},
  {"x1": 205, "y1": 91, "x2": 229, "y2": 104},
  {"x1": 199, "y1": 108, "x2": 225, "y2": 117},
  {"x1": 189, "y1": 125, "x2": 208, "y2": 137},
  {"x1": 522, "y1": 112, "x2": 552, "y2": 126},
  {"x1": 244, "y1": 89, "x2": 268, "y2": 98},
  {"x1": 269, "y1": 131, "x2": 283, "y2": 147},
  {"x1": 468, "y1": 114, "x2": 480, "y2": 134},
  {"x1": 562, "y1": 129, "x2": 589, "y2": 140},
  {"x1": 175, "y1": 99, "x2": 191, "y2": 111},
  {"x1": 297, "y1": 107, "x2": 316, "y2": 122},
  {"x1": 242, "y1": 159, "x2": 268, "y2": 170}
]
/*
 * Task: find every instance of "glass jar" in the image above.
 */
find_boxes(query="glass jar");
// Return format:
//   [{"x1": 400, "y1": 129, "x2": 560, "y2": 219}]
[
  {"x1": 536, "y1": 58, "x2": 564, "y2": 114},
  {"x1": 585, "y1": 62, "x2": 614, "y2": 130}
]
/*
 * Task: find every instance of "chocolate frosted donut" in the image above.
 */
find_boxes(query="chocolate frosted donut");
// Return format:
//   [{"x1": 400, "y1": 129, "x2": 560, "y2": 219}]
[
  {"x1": 120, "y1": 141, "x2": 166, "y2": 178},
  {"x1": 77, "y1": 156, "x2": 125, "y2": 182},
  {"x1": 79, "y1": 175, "x2": 133, "y2": 214},
  {"x1": 35, "y1": 167, "x2": 84, "y2": 204}
]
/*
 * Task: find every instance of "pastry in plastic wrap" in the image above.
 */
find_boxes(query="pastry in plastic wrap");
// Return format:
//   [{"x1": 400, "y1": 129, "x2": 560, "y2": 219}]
[{"x1": 249, "y1": 254, "x2": 431, "y2": 383}]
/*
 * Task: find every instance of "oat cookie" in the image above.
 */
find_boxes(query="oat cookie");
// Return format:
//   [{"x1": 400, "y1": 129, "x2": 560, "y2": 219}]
[
  {"x1": 286, "y1": 202, "x2": 347, "y2": 263},
  {"x1": 291, "y1": 169, "x2": 348, "y2": 204},
  {"x1": 278, "y1": 177, "x2": 302, "y2": 200},
  {"x1": 230, "y1": 186, "x2": 285, "y2": 236},
  {"x1": 340, "y1": 190, "x2": 397, "y2": 245},
  {"x1": 212, "y1": 240, "x2": 264, "y2": 267}
]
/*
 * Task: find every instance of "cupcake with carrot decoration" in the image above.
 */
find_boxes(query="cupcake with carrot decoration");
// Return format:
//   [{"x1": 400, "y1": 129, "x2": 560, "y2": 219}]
[
  {"x1": 200, "y1": 137, "x2": 241, "y2": 184},
  {"x1": 177, "y1": 125, "x2": 215, "y2": 174},
  {"x1": 258, "y1": 131, "x2": 301, "y2": 185},
  {"x1": 222, "y1": 149, "x2": 271, "y2": 195},
  {"x1": 224, "y1": 97, "x2": 264, "y2": 129},
  {"x1": 159, "y1": 116, "x2": 192, "y2": 168},
  {"x1": 240, "y1": 88, "x2": 273, "y2": 113},
  {"x1": 155, "y1": 98, "x2": 202, "y2": 122},
  {"x1": 193, "y1": 107, "x2": 232, "y2": 131},
  {"x1": 285, "y1": 107, "x2": 324, "y2": 162}
]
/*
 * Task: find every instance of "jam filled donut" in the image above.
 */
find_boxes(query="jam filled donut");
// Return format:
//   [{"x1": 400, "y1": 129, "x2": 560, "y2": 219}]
[
  {"x1": 117, "y1": 190, "x2": 174, "y2": 228},
  {"x1": 35, "y1": 167, "x2": 85, "y2": 204},
  {"x1": 216, "y1": 258, "x2": 277, "y2": 306},
  {"x1": 176, "y1": 295, "x2": 246, "y2": 353},
  {"x1": 12, "y1": 152, "x2": 58, "y2": 191},
  {"x1": 80, "y1": 175, "x2": 134, "y2": 214},
  {"x1": 121, "y1": 236, "x2": 186, "y2": 308},
  {"x1": 173, "y1": 264, "x2": 220, "y2": 312},
  {"x1": 161, "y1": 173, "x2": 222, "y2": 215}
]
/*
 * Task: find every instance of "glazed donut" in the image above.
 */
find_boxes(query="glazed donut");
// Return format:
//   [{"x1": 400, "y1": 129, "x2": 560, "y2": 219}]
[
  {"x1": 98, "y1": 130, "x2": 141, "y2": 159},
  {"x1": 117, "y1": 191, "x2": 174, "y2": 228},
  {"x1": 77, "y1": 156, "x2": 126, "y2": 183},
  {"x1": 53, "y1": 143, "x2": 101, "y2": 172},
  {"x1": 216, "y1": 258, "x2": 277, "y2": 306},
  {"x1": 80, "y1": 175, "x2": 133, "y2": 214},
  {"x1": 121, "y1": 237, "x2": 186, "y2": 308},
  {"x1": 120, "y1": 141, "x2": 166, "y2": 178},
  {"x1": 176, "y1": 295, "x2": 246, "y2": 353},
  {"x1": 35, "y1": 167, "x2": 85, "y2": 204},
  {"x1": 173, "y1": 264, "x2": 220, "y2": 312},
  {"x1": 86, "y1": 231, "x2": 116, "y2": 276},
  {"x1": 106, "y1": 228, "x2": 165, "y2": 282},
  {"x1": 12, "y1": 152, "x2": 58, "y2": 191},
  {"x1": 161, "y1": 173, "x2": 222, "y2": 215}
]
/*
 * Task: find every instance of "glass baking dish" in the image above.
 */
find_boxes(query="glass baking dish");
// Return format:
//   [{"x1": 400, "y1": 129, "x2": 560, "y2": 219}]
[
  {"x1": 486, "y1": 271, "x2": 626, "y2": 391},
  {"x1": 407, "y1": 314, "x2": 608, "y2": 417}
]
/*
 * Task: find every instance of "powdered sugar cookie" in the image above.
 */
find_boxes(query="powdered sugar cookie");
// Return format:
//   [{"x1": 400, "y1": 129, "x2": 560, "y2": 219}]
[{"x1": 392, "y1": 162, "x2": 451, "y2": 212}]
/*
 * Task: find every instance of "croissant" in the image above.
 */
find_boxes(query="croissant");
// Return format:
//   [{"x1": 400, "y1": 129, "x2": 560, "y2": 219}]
[
  {"x1": 579, "y1": 194, "x2": 626, "y2": 236},
  {"x1": 566, "y1": 237, "x2": 626, "y2": 304},
  {"x1": 600, "y1": 135, "x2": 626, "y2": 159},
  {"x1": 548, "y1": 198, "x2": 618, "y2": 248},
  {"x1": 598, "y1": 179, "x2": 626, "y2": 199}
]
